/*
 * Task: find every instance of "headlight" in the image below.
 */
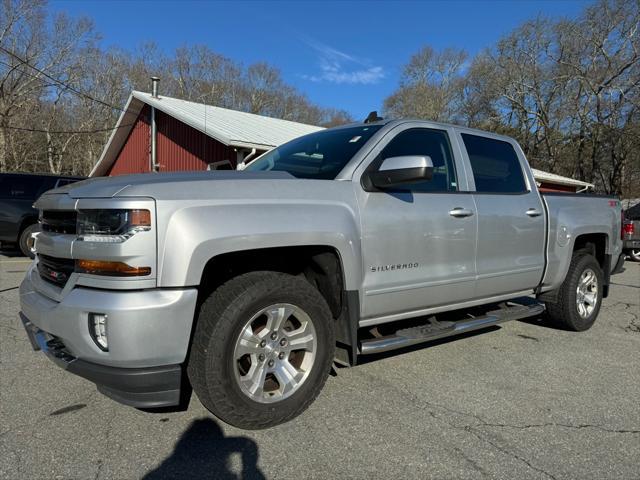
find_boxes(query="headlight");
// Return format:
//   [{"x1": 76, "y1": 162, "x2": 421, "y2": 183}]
[{"x1": 77, "y1": 209, "x2": 151, "y2": 242}]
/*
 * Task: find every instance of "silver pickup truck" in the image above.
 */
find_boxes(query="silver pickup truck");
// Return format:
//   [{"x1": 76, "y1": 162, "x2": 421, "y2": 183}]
[{"x1": 19, "y1": 119, "x2": 625, "y2": 429}]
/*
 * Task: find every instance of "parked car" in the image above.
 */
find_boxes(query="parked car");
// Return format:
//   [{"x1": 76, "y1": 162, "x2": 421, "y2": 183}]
[
  {"x1": 0, "y1": 173, "x2": 84, "y2": 257},
  {"x1": 19, "y1": 120, "x2": 625, "y2": 429},
  {"x1": 623, "y1": 203, "x2": 640, "y2": 261}
]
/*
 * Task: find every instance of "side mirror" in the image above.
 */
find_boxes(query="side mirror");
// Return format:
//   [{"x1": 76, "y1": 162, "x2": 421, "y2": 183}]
[{"x1": 368, "y1": 155, "x2": 434, "y2": 189}]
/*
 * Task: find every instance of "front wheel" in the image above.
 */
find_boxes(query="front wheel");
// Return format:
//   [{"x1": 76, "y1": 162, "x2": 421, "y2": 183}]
[
  {"x1": 544, "y1": 253, "x2": 603, "y2": 331},
  {"x1": 188, "y1": 271, "x2": 335, "y2": 429}
]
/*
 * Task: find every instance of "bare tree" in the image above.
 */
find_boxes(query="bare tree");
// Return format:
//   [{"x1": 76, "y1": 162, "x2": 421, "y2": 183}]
[
  {"x1": 0, "y1": 0, "x2": 100, "y2": 173},
  {"x1": 384, "y1": 0, "x2": 640, "y2": 196},
  {"x1": 383, "y1": 46, "x2": 468, "y2": 122}
]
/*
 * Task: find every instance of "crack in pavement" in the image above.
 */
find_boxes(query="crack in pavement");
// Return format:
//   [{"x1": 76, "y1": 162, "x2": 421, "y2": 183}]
[
  {"x1": 625, "y1": 318, "x2": 640, "y2": 333},
  {"x1": 0, "y1": 285, "x2": 20, "y2": 293},
  {"x1": 605, "y1": 301, "x2": 640, "y2": 333},
  {"x1": 472, "y1": 421, "x2": 640, "y2": 435},
  {"x1": 609, "y1": 282, "x2": 640, "y2": 289},
  {"x1": 358, "y1": 370, "x2": 638, "y2": 480},
  {"x1": 358, "y1": 371, "x2": 561, "y2": 479},
  {"x1": 462, "y1": 424, "x2": 559, "y2": 480},
  {"x1": 453, "y1": 446, "x2": 489, "y2": 478}
]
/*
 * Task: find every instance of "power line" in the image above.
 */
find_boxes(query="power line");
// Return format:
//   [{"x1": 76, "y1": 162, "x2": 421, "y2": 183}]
[
  {"x1": 0, "y1": 46, "x2": 126, "y2": 112},
  {"x1": 2, "y1": 123, "x2": 134, "y2": 134},
  {"x1": 0, "y1": 58, "x2": 58, "y2": 88}
]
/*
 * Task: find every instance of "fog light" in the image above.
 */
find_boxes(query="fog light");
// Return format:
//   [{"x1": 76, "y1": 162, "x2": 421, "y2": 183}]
[{"x1": 89, "y1": 313, "x2": 108, "y2": 351}]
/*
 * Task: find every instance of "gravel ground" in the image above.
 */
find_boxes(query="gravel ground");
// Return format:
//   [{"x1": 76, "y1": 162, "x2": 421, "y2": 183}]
[{"x1": 1, "y1": 251, "x2": 638, "y2": 480}]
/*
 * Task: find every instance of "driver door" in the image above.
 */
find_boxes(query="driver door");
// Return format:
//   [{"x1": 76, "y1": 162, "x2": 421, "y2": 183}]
[{"x1": 355, "y1": 125, "x2": 478, "y2": 323}]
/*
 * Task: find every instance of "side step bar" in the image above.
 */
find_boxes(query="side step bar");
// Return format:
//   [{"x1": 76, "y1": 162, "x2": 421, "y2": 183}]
[{"x1": 360, "y1": 302, "x2": 545, "y2": 355}]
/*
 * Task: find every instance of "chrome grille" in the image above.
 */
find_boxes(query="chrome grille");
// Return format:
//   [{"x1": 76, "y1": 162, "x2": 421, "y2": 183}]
[{"x1": 41, "y1": 210, "x2": 77, "y2": 234}]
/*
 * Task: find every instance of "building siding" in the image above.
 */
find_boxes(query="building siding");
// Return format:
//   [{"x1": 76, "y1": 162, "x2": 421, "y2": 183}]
[
  {"x1": 156, "y1": 109, "x2": 237, "y2": 172},
  {"x1": 108, "y1": 106, "x2": 151, "y2": 176},
  {"x1": 108, "y1": 106, "x2": 238, "y2": 176}
]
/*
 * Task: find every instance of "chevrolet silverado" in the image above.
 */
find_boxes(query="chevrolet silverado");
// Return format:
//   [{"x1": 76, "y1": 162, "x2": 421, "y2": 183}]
[{"x1": 20, "y1": 119, "x2": 625, "y2": 429}]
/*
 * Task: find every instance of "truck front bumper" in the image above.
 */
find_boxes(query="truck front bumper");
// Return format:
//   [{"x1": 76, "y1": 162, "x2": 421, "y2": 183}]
[
  {"x1": 19, "y1": 266, "x2": 198, "y2": 408},
  {"x1": 21, "y1": 314, "x2": 182, "y2": 408}
]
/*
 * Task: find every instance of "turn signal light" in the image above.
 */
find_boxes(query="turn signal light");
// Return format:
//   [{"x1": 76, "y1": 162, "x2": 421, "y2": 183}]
[
  {"x1": 76, "y1": 259, "x2": 151, "y2": 276},
  {"x1": 129, "y1": 209, "x2": 151, "y2": 227}
]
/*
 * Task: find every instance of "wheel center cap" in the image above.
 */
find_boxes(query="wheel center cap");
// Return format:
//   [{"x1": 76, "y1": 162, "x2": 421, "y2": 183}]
[{"x1": 264, "y1": 340, "x2": 281, "y2": 361}]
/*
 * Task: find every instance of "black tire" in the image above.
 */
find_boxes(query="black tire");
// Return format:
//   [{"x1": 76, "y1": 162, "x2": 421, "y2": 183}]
[
  {"x1": 188, "y1": 271, "x2": 335, "y2": 429},
  {"x1": 544, "y1": 253, "x2": 603, "y2": 331},
  {"x1": 18, "y1": 223, "x2": 39, "y2": 258}
]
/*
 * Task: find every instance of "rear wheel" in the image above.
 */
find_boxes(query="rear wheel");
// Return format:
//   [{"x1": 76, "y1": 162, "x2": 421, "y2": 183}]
[
  {"x1": 188, "y1": 271, "x2": 335, "y2": 429},
  {"x1": 544, "y1": 253, "x2": 603, "y2": 331},
  {"x1": 629, "y1": 249, "x2": 640, "y2": 262},
  {"x1": 18, "y1": 223, "x2": 38, "y2": 258}
]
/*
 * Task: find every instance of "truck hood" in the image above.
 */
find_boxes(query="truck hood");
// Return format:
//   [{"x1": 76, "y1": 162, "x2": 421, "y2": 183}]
[{"x1": 45, "y1": 171, "x2": 296, "y2": 199}]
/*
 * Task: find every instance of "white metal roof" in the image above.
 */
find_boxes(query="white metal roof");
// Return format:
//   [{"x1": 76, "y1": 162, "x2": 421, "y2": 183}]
[
  {"x1": 133, "y1": 91, "x2": 323, "y2": 150},
  {"x1": 90, "y1": 91, "x2": 323, "y2": 176},
  {"x1": 531, "y1": 168, "x2": 594, "y2": 189}
]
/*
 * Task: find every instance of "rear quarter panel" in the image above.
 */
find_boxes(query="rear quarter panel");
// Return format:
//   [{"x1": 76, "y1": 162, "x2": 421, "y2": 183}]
[{"x1": 542, "y1": 193, "x2": 622, "y2": 291}]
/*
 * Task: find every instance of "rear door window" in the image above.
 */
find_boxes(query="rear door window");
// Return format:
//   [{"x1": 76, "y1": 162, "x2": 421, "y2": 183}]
[{"x1": 461, "y1": 134, "x2": 527, "y2": 193}]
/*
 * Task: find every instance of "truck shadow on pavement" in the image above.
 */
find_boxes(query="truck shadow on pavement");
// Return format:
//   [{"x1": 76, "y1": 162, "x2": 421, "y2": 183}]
[{"x1": 143, "y1": 418, "x2": 265, "y2": 480}]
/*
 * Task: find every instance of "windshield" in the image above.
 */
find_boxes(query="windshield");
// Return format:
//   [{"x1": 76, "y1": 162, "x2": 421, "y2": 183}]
[{"x1": 245, "y1": 125, "x2": 383, "y2": 179}]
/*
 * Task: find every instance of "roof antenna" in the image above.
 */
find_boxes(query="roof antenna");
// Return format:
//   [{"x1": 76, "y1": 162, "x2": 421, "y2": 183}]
[{"x1": 364, "y1": 111, "x2": 383, "y2": 123}]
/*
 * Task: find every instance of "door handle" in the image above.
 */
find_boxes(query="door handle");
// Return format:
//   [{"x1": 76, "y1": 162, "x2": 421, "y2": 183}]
[
  {"x1": 449, "y1": 207, "x2": 474, "y2": 218},
  {"x1": 526, "y1": 208, "x2": 542, "y2": 217}
]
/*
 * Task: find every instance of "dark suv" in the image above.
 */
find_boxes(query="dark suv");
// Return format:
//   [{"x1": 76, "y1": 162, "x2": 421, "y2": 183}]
[{"x1": 0, "y1": 173, "x2": 84, "y2": 257}]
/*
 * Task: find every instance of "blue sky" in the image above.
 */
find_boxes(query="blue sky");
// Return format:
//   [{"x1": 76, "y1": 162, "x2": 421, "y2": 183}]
[{"x1": 51, "y1": 0, "x2": 588, "y2": 118}]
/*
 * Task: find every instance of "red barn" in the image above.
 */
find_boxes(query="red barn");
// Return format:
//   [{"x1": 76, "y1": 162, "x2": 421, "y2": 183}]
[{"x1": 90, "y1": 89, "x2": 323, "y2": 177}]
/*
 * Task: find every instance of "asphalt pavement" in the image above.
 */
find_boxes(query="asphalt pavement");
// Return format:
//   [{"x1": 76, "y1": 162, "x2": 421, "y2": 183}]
[{"x1": 1, "y1": 251, "x2": 638, "y2": 479}]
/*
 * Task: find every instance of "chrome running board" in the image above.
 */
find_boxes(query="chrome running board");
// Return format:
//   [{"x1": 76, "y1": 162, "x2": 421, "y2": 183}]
[{"x1": 359, "y1": 302, "x2": 545, "y2": 355}]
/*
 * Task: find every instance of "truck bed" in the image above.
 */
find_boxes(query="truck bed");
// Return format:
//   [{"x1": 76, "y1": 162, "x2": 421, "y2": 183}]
[{"x1": 540, "y1": 192, "x2": 623, "y2": 293}]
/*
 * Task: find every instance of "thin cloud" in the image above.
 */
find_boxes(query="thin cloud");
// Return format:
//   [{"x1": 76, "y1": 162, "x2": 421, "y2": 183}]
[{"x1": 301, "y1": 39, "x2": 385, "y2": 85}]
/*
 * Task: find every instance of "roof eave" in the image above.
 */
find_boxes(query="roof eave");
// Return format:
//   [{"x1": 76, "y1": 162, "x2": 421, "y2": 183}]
[{"x1": 228, "y1": 140, "x2": 274, "y2": 151}]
